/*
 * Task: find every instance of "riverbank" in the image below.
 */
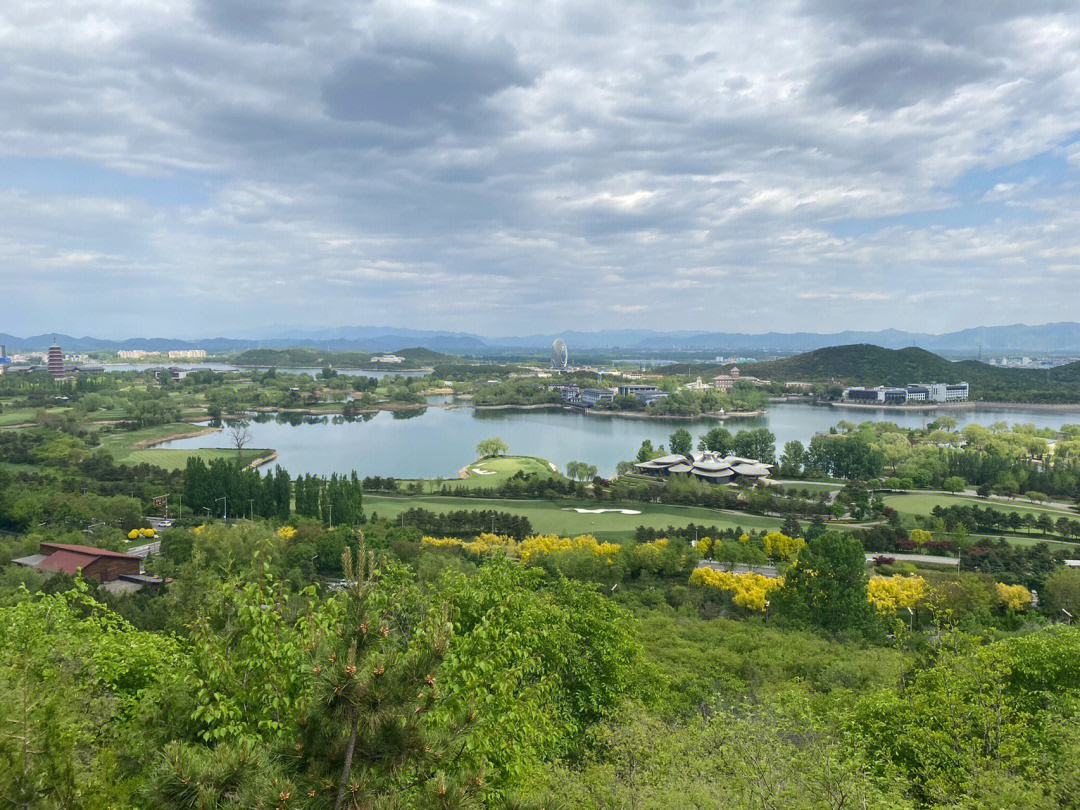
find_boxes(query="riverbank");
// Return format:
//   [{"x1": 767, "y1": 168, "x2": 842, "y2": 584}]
[
  {"x1": 832, "y1": 400, "x2": 1080, "y2": 413},
  {"x1": 245, "y1": 451, "x2": 278, "y2": 470},
  {"x1": 133, "y1": 425, "x2": 221, "y2": 449},
  {"x1": 585, "y1": 408, "x2": 767, "y2": 421}
]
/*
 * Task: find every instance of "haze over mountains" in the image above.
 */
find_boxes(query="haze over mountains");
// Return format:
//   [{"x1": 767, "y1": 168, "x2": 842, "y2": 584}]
[{"x1": 6, "y1": 322, "x2": 1080, "y2": 354}]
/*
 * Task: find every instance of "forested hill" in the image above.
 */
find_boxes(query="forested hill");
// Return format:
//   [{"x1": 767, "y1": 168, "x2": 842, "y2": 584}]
[
  {"x1": 662, "y1": 344, "x2": 1080, "y2": 403},
  {"x1": 232, "y1": 346, "x2": 453, "y2": 368}
]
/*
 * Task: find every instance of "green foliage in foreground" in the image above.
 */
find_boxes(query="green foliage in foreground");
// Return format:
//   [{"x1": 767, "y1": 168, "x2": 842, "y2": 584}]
[{"x1": 3, "y1": 517, "x2": 1080, "y2": 809}]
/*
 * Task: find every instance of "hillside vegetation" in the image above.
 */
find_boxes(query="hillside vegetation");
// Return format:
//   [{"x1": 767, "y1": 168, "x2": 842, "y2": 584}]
[
  {"x1": 233, "y1": 346, "x2": 454, "y2": 368},
  {"x1": 664, "y1": 344, "x2": 1080, "y2": 403}
]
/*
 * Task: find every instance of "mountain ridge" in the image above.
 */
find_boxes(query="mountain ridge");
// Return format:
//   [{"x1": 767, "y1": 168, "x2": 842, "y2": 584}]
[{"x1": 4, "y1": 322, "x2": 1080, "y2": 353}]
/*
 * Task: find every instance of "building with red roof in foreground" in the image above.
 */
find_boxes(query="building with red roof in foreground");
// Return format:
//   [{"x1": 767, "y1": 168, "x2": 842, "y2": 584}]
[{"x1": 13, "y1": 541, "x2": 141, "y2": 583}]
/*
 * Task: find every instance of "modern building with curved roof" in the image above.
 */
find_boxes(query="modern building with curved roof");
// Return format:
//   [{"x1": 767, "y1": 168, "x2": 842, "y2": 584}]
[{"x1": 633, "y1": 451, "x2": 773, "y2": 483}]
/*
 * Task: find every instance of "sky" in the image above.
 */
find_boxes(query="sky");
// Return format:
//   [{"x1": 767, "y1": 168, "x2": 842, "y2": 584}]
[{"x1": 2, "y1": 0, "x2": 1080, "y2": 338}]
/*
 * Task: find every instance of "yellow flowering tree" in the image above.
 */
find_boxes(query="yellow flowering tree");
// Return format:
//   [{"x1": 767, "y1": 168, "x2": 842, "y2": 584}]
[
  {"x1": 696, "y1": 536, "x2": 714, "y2": 558},
  {"x1": 689, "y1": 567, "x2": 782, "y2": 611},
  {"x1": 762, "y1": 531, "x2": 805, "y2": 561},
  {"x1": 909, "y1": 529, "x2": 933, "y2": 546},
  {"x1": 997, "y1": 582, "x2": 1033, "y2": 611},
  {"x1": 867, "y1": 574, "x2": 928, "y2": 614},
  {"x1": 518, "y1": 533, "x2": 621, "y2": 563}
]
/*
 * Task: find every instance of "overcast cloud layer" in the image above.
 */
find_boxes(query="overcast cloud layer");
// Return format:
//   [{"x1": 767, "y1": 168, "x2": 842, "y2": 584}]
[{"x1": 2, "y1": 0, "x2": 1080, "y2": 337}]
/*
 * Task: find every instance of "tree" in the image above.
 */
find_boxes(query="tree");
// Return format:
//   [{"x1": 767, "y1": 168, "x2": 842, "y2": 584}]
[
  {"x1": 1044, "y1": 568, "x2": 1080, "y2": 617},
  {"x1": 147, "y1": 541, "x2": 483, "y2": 809},
  {"x1": 942, "y1": 476, "x2": 965, "y2": 493},
  {"x1": 698, "y1": 427, "x2": 732, "y2": 454},
  {"x1": 566, "y1": 460, "x2": 596, "y2": 481},
  {"x1": 475, "y1": 437, "x2": 508, "y2": 458},
  {"x1": 773, "y1": 530, "x2": 875, "y2": 633},
  {"x1": 228, "y1": 419, "x2": 252, "y2": 460},
  {"x1": 779, "y1": 441, "x2": 806, "y2": 477},
  {"x1": 636, "y1": 440, "x2": 661, "y2": 462},
  {"x1": 669, "y1": 428, "x2": 693, "y2": 456}
]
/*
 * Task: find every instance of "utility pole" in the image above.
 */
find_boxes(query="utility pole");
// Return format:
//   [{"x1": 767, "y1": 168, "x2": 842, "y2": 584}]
[{"x1": 250, "y1": 499, "x2": 254, "y2": 521}]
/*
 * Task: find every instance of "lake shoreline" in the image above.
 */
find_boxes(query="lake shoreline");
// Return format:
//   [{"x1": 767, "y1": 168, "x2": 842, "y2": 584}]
[
  {"x1": 830, "y1": 400, "x2": 1080, "y2": 413},
  {"x1": 584, "y1": 407, "x2": 767, "y2": 421},
  {"x1": 134, "y1": 425, "x2": 222, "y2": 449}
]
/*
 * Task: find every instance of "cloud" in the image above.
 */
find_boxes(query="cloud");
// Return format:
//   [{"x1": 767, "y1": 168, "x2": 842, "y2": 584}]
[
  {"x1": 815, "y1": 42, "x2": 1000, "y2": 111},
  {"x1": 321, "y1": 36, "x2": 533, "y2": 133},
  {"x1": 0, "y1": 0, "x2": 1079, "y2": 336}
]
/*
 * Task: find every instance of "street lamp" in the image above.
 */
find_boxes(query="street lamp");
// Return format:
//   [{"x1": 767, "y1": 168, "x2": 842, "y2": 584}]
[{"x1": 217, "y1": 496, "x2": 227, "y2": 522}]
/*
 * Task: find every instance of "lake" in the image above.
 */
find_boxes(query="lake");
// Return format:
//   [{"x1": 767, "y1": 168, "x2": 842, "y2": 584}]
[{"x1": 157, "y1": 401, "x2": 1080, "y2": 479}]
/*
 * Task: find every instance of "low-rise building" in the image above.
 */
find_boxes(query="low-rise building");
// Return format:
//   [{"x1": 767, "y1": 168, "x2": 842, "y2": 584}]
[
  {"x1": 842, "y1": 382, "x2": 969, "y2": 404},
  {"x1": 634, "y1": 451, "x2": 773, "y2": 483},
  {"x1": 616, "y1": 384, "x2": 668, "y2": 404},
  {"x1": 371, "y1": 354, "x2": 404, "y2": 364},
  {"x1": 13, "y1": 542, "x2": 141, "y2": 583},
  {"x1": 168, "y1": 349, "x2": 207, "y2": 359},
  {"x1": 117, "y1": 350, "x2": 159, "y2": 359},
  {"x1": 578, "y1": 387, "x2": 616, "y2": 406}
]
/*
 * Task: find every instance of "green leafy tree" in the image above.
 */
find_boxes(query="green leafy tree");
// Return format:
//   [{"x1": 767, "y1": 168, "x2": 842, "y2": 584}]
[
  {"x1": 774, "y1": 530, "x2": 875, "y2": 634},
  {"x1": 476, "y1": 437, "x2": 508, "y2": 458},
  {"x1": 669, "y1": 428, "x2": 693, "y2": 456}
]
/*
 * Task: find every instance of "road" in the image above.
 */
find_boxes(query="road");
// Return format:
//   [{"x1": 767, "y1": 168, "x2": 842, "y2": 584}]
[
  {"x1": 696, "y1": 551, "x2": 957, "y2": 579},
  {"x1": 129, "y1": 540, "x2": 160, "y2": 558}
]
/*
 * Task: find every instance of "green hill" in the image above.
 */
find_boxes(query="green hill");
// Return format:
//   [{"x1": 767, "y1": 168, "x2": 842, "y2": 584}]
[
  {"x1": 389, "y1": 347, "x2": 456, "y2": 364},
  {"x1": 232, "y1": 346, "x2": 454, "y2": 369},
  {"x1": 662, "y1": 344, "x2": 1080, "y2": 404}
]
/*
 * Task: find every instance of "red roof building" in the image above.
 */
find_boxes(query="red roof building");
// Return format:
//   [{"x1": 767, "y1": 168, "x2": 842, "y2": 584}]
[{"x1": 14, "y1": 542, "x2": 141, "y2": 583}]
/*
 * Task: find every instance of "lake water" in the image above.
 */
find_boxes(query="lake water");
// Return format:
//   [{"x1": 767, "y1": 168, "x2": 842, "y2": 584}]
[{"x1": 157, "y1": 402, "x2": 1080, "y2": 479}]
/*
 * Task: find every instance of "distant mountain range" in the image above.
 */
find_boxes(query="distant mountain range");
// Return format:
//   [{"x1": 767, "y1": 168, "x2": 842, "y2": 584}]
[{"x1": 5, "y1": 322, "x2": 1080, "y2": 354}]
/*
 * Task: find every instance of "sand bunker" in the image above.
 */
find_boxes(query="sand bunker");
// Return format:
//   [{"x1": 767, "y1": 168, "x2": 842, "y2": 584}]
[{"x1": 567, "y1": 508, "x2": 642, "y2": 515}]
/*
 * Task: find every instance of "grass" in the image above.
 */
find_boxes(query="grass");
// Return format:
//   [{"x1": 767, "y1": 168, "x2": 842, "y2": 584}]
[
  {"x1": 98, "y1": 422, "x2": 270, "y2": 470},
  {"x1": 884, "y1": 493, "x2": 1079, "y2": 520},
  {"x1": 365, "y1": 494, "x2": 786, "y2": 541},
  {"x1": 0, "y1": 407, "x2": 66, "y2": 426},
  {"x1": 771, "y1": 481, "x2": 842, "y2": 493},
  {"x1": 450, "y1": 455, "x2": 562, "y2": 489},
  {"x1": 121, "y1": 448, "x2": 271, "y2": 471}
]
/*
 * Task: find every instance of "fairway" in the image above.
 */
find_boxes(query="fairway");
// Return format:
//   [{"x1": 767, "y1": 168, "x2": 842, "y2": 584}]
[
  {"x1": 0, "y1": 406, "x2": 66, "y2": 426},
  {"x1": 885, "y1": 492, "x2": 1078, "y2": 521},
  {"x1": 365, "y1": 494, "x2": 786, "y2": 540}
]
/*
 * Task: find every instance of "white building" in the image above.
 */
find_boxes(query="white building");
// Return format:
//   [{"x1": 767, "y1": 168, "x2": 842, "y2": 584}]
[
  {"x1": 927, "y1": 382, "x2": 969, "y2": 402},
  {"x1": 117, "y1": 350, "x2": 159, "y2": 359},
  {"x1": 371, "y1": 354, "x2": 404, "y2": 364},
  {"x1": 168, "y1": 349, "x2": 207, "y2": 359},
  {"x1": 842, "y1": 382, "x2": 968, "y2": 404}
]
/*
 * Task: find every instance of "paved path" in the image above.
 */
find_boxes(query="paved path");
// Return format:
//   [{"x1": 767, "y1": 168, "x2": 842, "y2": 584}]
[
  {"x1": 696, "y1": 551, "x2": 957, "y2": 579},
  {"x1": 129, "y1": 541, "x2": 160, "y2": 558},
  {"x1": 865, "y1": 551, "x2": 957, "y2": 566}
]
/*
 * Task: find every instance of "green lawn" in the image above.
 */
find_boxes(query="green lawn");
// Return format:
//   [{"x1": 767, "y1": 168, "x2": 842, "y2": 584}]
[
  {"x1": 121, "y1": 448, "x2": 271, "y2": 471},
  {"x1": 0, "y1": 406, "x2": 66, "y2": 426},
  {"x1": 99, "y1": 422, "x2": 270, "y2": 470},
  {"x1": 448, "y1": 455, "x2": 562, "y2": 489},
  {"x1": 365, "y1": 494, "x2": 786, "y2": 541},
  {"x1": 771, "y1": 481, "x2": 842, "y2": 493},
  {"x1": 885, "y1": 493, "x2": 1078, "y2": 521}
]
